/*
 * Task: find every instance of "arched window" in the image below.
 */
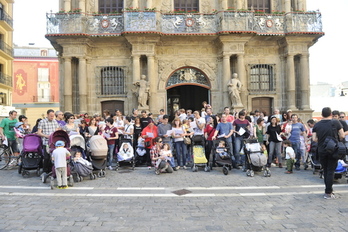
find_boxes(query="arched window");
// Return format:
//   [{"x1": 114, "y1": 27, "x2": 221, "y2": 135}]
[
  {"x1": 174, "y1": 0, "x2": 199, "y2": 12},
  {"x1": 248, "y1": 0, "x2": 270, "y2": 13},
  {"x1": 99, "y1": 0, "x2": 123, "y2": 14},
  {"x1": 249, "y1": 64, "x2": 275, "y2": 92},
  {"x1": 100, "y1": 67, "x2": 125, "y2": 95}
]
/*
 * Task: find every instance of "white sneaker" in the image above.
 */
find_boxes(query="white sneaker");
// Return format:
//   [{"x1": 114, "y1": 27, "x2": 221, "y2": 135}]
[
  {"x1": 8, "y1": 159, "x2": 17, "y2": 167},
  {"x1": 108, "y1": 166, "x2": 113, "y2": 170}
]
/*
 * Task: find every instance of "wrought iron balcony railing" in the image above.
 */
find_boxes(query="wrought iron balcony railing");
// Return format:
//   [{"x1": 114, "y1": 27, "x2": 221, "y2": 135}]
[
  {"x1": 46, "y1": 11, "x2": 323, "y2": 36},
  {"x1": 0, "y1": 10, "x2": 13, "y2": 28},
  {"x1": 0, "y1": 72, "x2": 12, "y2": 87},
  {"x1": 0, "y1": 40, "x2": 13, "y2": 57}
]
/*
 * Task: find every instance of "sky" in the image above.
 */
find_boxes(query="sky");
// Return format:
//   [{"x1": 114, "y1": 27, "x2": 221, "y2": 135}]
[{"x1": 13, "y1": 0, "x2": 348, "y2": 86}]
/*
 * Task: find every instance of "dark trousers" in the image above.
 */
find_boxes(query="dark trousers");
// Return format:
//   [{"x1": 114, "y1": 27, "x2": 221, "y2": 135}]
[{"x1": 319, "y1": 152, "x2": 338, "y2": 194}]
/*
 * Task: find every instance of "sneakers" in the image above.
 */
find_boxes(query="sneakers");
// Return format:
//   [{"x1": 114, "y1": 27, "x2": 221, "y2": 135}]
[
  {"x1": 173, "y1": 167, "x2": 177, "y2": 171},
  {"x1": 324, "y1": 193, "x2": 336, "y2": 199},
  {"x1": 58, "y1": 185, "x2": 68, "y2": 189},
  {"x1": 183, "y1": 166, "x2": 187, "y2": 170},
  {"x1": 176, "y1": 166, "x2": 180, "y2": 170},
  {"x1": 108, "y1": 166, "x2": 113, "y2": 170},
  {"x1": 279, "y1": 163, "x2": 283, "y2": 168},
  {"x1": 8, "y1": 159, "x2": 17, "y2": 167}
]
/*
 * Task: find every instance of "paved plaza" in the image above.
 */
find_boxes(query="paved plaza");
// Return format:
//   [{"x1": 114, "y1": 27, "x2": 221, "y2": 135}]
[{"x1": 0, "y1": 164, "x2": 347, "y2": 232}]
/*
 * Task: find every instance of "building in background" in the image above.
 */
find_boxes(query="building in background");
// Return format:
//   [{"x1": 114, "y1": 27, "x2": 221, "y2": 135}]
[
  {"x1": 0, "y1": 1, "x2": 15, "y2": 118},
  {"x1": 13, "y1": 46, "x2": 59, "y2": 127},
  {"x1": 46, "y1": 0, "x2": 323, "y2": 121}
]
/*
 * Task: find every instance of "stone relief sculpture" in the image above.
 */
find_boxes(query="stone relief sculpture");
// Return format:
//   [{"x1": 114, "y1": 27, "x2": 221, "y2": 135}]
[
  {"x1": 133, "y1": 75, "x2": 150, "y2": 108},
  {"x1": 228, "y1": 73, "x2": 243, "y2": 107}
]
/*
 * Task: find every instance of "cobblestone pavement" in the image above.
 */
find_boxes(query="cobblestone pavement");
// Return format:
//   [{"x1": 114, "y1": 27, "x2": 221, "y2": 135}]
[{"x1": 0, "y1": 164, "x2": 347, "y2": 232}]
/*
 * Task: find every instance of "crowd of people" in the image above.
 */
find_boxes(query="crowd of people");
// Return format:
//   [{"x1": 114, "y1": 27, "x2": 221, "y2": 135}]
[{"x1": 0, "y1": 104, "x2": 347, "y2": 197}]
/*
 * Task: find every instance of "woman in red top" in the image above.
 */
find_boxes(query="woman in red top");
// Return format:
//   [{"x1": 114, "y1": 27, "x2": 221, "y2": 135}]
[
  {"x1": 204, "y1": 115, "x2": 218, "y2": 163},
  {"x1": 141, "y1": 119, "x2": 158, "y2": 169}
]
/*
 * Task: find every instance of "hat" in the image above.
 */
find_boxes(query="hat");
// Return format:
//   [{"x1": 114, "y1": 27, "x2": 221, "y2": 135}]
[
  {"x1": 163, "y1": 115, "x2": 169, "y2": 119},
  {"x1": 15, "y1": 122, "x2": 23, "y2": 128},
  {"x1": 287, "y1": 109, "x2": 292, "y2": 113},
  {"x1": 55, "y1": 140, "x2": 65, "y2": 147}
]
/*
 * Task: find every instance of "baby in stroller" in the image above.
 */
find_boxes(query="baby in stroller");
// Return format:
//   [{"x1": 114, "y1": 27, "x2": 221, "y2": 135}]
[
  {"x1": 117, "y1": 142, "x2": 134, "y2": 161},
  {"x1": 71, "y1": 151, "x2": 94, "y2": 181},
  {"x1": 216, "y1": 140, "x2": 228, "y2": 159}
]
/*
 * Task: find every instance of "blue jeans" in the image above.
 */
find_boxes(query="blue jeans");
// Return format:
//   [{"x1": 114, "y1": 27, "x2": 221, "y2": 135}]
[
  {"x1": 291, "y1": 141, "x2": 301, "y2": 167},
  {"x1": 174, "y1": 141, "x2": 187, "y2": 167},
  {"x1": 233, "y1": 136, "x2": 243, "y2": 165},
  {"x1": 107, "y1": 144, "x2": 115, "y2": 167}
]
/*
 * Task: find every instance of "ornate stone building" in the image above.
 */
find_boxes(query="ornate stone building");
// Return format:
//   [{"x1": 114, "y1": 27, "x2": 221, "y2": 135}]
[{"x1": 46, "y1": 0, "x2": 323, "y2": 120}]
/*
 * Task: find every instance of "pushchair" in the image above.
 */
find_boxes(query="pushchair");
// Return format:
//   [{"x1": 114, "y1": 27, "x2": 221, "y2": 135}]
[
  {"x1": 308, "y1": 141, "x2": 322, "y2": 174},
  {"x1": 333, "y1": 160, "x2": 348, "y2": 183},
  {"x1": 191, "y1": 135, "x2": 209, "y2": 172},
  {"x1": 209, "y1": 139, "x2": 233, "y2": 175},
  {"x1": 87, "y1": 135, "x2": 108, "y2": 177},
  {"x1": 134, "y1": 137, "x2": 146, "y2": 166},
  {"x1": 243, "y1": 139, "x2": 270, "y2": 177},
  {"x1": 18, "y1": 134, "x2": 43, "y2": 177},
  {"x1": 42, "y1": 130, "x2": 74, "y2": 187},
  {"x1": 116, "y1": 137, "x2": 135, "y2": 171},
  {"x1": 69, "y1": 134, "x2": 96, "y2": 181}
]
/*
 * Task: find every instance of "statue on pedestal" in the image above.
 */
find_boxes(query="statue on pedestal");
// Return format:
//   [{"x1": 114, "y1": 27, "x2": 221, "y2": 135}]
[
  {"x1": 228, "y1": 73, "x2": 243, "y2": 107},
  {"x1": 133, "y1": 74, "x2": 150, "y2": 109}
]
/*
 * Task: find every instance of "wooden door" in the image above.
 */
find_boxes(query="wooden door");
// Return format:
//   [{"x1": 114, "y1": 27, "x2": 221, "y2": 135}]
[{"x1": 251, "y1": 97, "x2": 272, "y2": 116}]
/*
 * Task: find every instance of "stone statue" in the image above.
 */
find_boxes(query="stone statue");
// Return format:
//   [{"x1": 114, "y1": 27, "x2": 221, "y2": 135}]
[
  {"x1": 228, "y1": 73, "x2": 243, "y2": 107},
  {"x1": 133, "y1": 75, "x2": 150, "y2": 108}
]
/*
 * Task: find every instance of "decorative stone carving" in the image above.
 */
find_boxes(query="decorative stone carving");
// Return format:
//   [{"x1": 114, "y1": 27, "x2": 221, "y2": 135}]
[
  {"x1": 228, "y1": 73, "x2": 243, "y2": 107},
  {"x1": 133, "y1": 74, "x2": 150, "y2": 108}
]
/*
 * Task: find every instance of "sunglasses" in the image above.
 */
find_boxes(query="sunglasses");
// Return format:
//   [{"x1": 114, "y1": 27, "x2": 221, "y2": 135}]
[
  {"x1": 69, "y1": 117, "x2": 75, "y2": 119},
  {"x1": 340, "y1": 116, "x2": 345, "y2": 118},
  {"x1": 158, "y1": 141, "x2": 163, "y2": 143}
]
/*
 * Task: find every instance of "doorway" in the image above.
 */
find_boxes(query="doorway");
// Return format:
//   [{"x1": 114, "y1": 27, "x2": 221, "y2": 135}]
[
  {"x1": 251, "y1": 97, "x2": 272, "y2": 116},
  {"x1": 167, "y1": 85, "x2": 209, "y2": 118},
  {"x1": 101, "y1": 100, "x2": 124, "y2": 115}
]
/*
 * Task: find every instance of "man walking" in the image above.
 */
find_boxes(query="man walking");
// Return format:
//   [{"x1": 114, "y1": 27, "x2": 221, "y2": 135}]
[{"x1": 312, "y1": 107, "x2": 344, "y2": 199}]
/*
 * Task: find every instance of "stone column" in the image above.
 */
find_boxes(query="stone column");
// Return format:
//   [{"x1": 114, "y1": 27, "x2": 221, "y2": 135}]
[
  {"x1": 287, "y1": 54, "x2": 296, "y2": 110},
  {"x1": 237, "y1": 54, "x2": 246, "y2": 108},
  {"x1": 132, "y1": 55, "x2": 140, "y2": 83},
  {"x1": 221, "y1": 0, "x2": 228, "y2": 10},
  {"x1": 236, "y1": 0, "x2": 243, "y2": 10},
  {"x1": 146, "y1": 0, "x2": 153, "y2": 9},
  {"x1": 64, "y1": 0, "x2": 71, "y2": 12},
  {"x1": 64, "y1": 57, "x2": 72, "y2": 112},
  {"x1": 223, "y1": 53, "x2": 231, "y2": 107},
  {"x1": 86, "y1": 59, "x2": 93, "y2": 114},
  {"x1": 300, "y1": 54, "x2": 310, "y2": 110},
  {"x1": 284, "y1": 0, "x2": 291, "y2": 12},
  {"x1": 78, "y1": 57, "x2": 87, "y2": 113},
  {"x1": 147, "y1": 55, "x2": 156, "y2": 112},
  {"x1": 79, "y1": 0, "x2": 85, "y2": 12}
]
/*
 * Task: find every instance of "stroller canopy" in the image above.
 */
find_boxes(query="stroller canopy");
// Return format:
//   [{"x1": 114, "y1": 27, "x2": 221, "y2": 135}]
[
  {"x1": 70, "y1": 134, "x2": 86, "y2": 150},
  {"x1": 49, "y1": 130, "x2": 70, "y2": 152},
  {"x1": 89, "y1": 135, "x2": 108, "y2": 158},
  {"x1": 22, "y1": 134, "x2": 42, "y2": 153}
]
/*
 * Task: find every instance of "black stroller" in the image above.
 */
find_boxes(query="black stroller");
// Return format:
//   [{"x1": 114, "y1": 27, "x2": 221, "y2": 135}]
[
  {"x1": 209, "y1": 139, "x2": 233, "y2": 175},
  {"x1": 243, "y1": 139, "x2": 270, "y2": 177},
  {"x1": 115, "y1": 136, "x2": 135, "y2": 171}
]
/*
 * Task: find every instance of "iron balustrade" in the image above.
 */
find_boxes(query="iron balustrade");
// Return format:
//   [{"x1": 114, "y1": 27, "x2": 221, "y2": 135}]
[
  {"x1": 0, "y1": 40, "x2": 13, "y2": 57},
  {"x1": 46, "y1": 11, "x2": 323, "y2": 36},
  {"x1": 0, "y1": 72, "x2": 12, "y2": 87},
  {"x1": 0, "y1": 10, "x2": 13, "y2": 28}
]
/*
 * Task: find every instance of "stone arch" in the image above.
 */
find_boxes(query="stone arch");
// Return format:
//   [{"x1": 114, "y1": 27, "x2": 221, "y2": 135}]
[
  {"x1": 166, "y1": 67, "x2": 211, "y2": 90},
  {"x1": 159, "y1": 59, "x2": 217, "y2": 90}
]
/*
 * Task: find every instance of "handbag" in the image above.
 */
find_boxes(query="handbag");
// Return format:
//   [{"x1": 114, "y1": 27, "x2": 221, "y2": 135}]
[{"x1": 184, "y1": 137, "x2": 191, "y2": 145}]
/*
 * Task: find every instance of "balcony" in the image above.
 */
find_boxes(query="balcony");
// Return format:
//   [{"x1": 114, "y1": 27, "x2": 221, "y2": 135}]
[
  {"x1": 46, "y1": 11, "x2": 323, "y2": 37},
  {"x1": 0, "y1": 10, "x2": 13, "y2": 30},
  {"x1": 0, "y1": 72, "x2": 12, "y2": 87},
  {"x1": 0, "y1": 40, "x2": 13, "y2": 58},
  {"x1": 33, "y1": 96, "x2": 55, "y2": 103}
]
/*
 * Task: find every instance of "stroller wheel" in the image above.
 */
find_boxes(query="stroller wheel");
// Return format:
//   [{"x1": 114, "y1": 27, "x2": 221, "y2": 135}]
[
  {"x1": 223, "y1": 167, "x2": 228, "y2": 175},
  {"x1": 246, "y1": 170, "x2": 250, "y2": 176},
  {"x1": 155, "y1": 170, "x2": 160, "y2": 175},
  {"x1": 22, "y1": 170, "x2": 30, "y2": 178},
  {"x1": 68, "y1": 175, "x2": 74, "y2": 187},
  {"x1": 50, "y1": 177, "x2": 55, "y2": 189},
  {"x1": 79, "y1": 176, "x2": 83, "y2": 182},
  {"x1": 304, "y1": 164, "x2": 309, "y2": 170},
  {"x1": 204, "y1": 166, "x2": 210, "y2": 172},
  {"x1": 264, "y1": 170, "x2": 268, "y2": 177}
]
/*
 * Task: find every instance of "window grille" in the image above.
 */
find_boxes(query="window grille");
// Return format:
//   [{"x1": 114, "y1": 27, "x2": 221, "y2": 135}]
[
  {"x1": 99, "y1": 0, "x2": 124, "y2": 14},
  {"x1": 249, "y1": 64, "x2": 275, "y2": 92},
  {"x1": 174, "y1": 0, "x2": 199, "y2": 12},
  {"x1": 248, "y1": 0, "x2": 270, "y2": 13},
  {"x1": 98, "y1": 66, "x2": 126, "y2": 96}
]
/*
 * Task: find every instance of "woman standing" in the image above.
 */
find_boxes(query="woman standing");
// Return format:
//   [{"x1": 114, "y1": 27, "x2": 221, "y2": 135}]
[
  {"x1": 204, "y1": 115, "x2": 218, "y2": 163},
  {"x1": 88, "y1": 117, "x2": 99, "y2": 136},
  {"x1": 266, "y1": 116, "x2": 283, "y2": 168},
  {"x1": 62, "y1": 114, "x2": 80, "y2": 135},
  {"x1": 183, "y1": 119, "x2": 194, "y2": 165},
  {"x1": 141, "y1": 120, "x2": 158, "y2": 169},
  {"x1": 172, "y1": 117, "x2": 188, "y2": 169},
  {"x1": 253, "y1": 118, "x2": 265, "y2": 145},
  {"x1": 133, "y1": 117, "x2": 142, "y2": 148}
]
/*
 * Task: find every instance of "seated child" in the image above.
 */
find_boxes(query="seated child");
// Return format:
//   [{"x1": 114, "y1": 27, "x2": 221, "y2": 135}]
[
  {"x1": 284, "y1": 140, "x2": 295, "y2": 174},
  {"x1": 117, "y1": 143, "x2": 134, "y2": 161},
  {"x1": 52, "y1": 140, "x2": 71, "y2": 189},
  {"x1": 74, "y1": 151, "x2": 91, "y2": 166},
  {"x1": 156, "y1": 143, "x2": 173, "y2": 173},
  {"x1": 216, "y1": 140, "x2": 228, "y2": 159}
]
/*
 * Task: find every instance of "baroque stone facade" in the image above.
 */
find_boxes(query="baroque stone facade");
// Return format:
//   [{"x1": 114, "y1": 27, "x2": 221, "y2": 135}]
[{"x1": 47, "y1": 0, "x2": 323, "y2": 120}]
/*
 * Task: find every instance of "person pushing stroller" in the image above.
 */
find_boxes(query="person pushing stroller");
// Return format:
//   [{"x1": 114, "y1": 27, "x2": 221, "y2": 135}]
[{"x1": 52, "y1": 140, "x2": 71, "y2": 189}]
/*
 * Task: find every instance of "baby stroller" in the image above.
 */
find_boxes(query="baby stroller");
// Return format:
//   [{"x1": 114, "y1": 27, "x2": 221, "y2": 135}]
[
  {"x1": 209, "y1": 139, "x2": 233, "y2": 175},
  {"x1": 308, "y1": 141, "x2": 322, "y2": 174},
  {"x1": 191, "y1": 135, "x2": 209, "y2": 172},
  {"x1": 135, "y1": 137, "x2": 146, "y2": 166},
  {"x1": 333, "y1": 160, "x2": 348, "y2": 183},
  {"x1": 69, "y1": 134, "x2": 96, "y2": 181},
  {"x1": 42, "y1": 130, "x2": 73, "y2": 186},
  {"x1": 243, "y1": 139, "x2": 270, "y2": 177},
  {"x1": 116, "y1": 137, "x2": 135, "y2": 171},
  {"x1": 18, "y1": 134, "x2": 43, "y2": 177},
  {"x1": 87, "y1": 135, "x2": 108, "y2": 177}
]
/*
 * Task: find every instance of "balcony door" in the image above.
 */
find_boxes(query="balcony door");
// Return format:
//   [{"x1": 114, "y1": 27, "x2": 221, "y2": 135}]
[{"x1": 99, "y1": 0, "x2": 124, "y2": 13}]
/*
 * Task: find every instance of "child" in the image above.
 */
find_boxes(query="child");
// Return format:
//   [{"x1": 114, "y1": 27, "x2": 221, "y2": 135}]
[
  {"x1": 156, "y1": 143, "x2": 173, "y2": 173},
  {"x1": 261, "y1": 144, "x2": 268, "y2": 159},
  {"x1": 73, "y1": 151, "x2": 91, "y2": 166},
  {"x1": 216, "y1": 140, "x2": 228, "y2": 159},
  {"x1": 283, "y1": 140, "x2": 295, "y2": 174},
  {"x1": 118, "y1": 143, "x2": 134, "y2": 161},
  {"x1": 52, "y1": 140, "x2": 71, "y2": 189}
]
